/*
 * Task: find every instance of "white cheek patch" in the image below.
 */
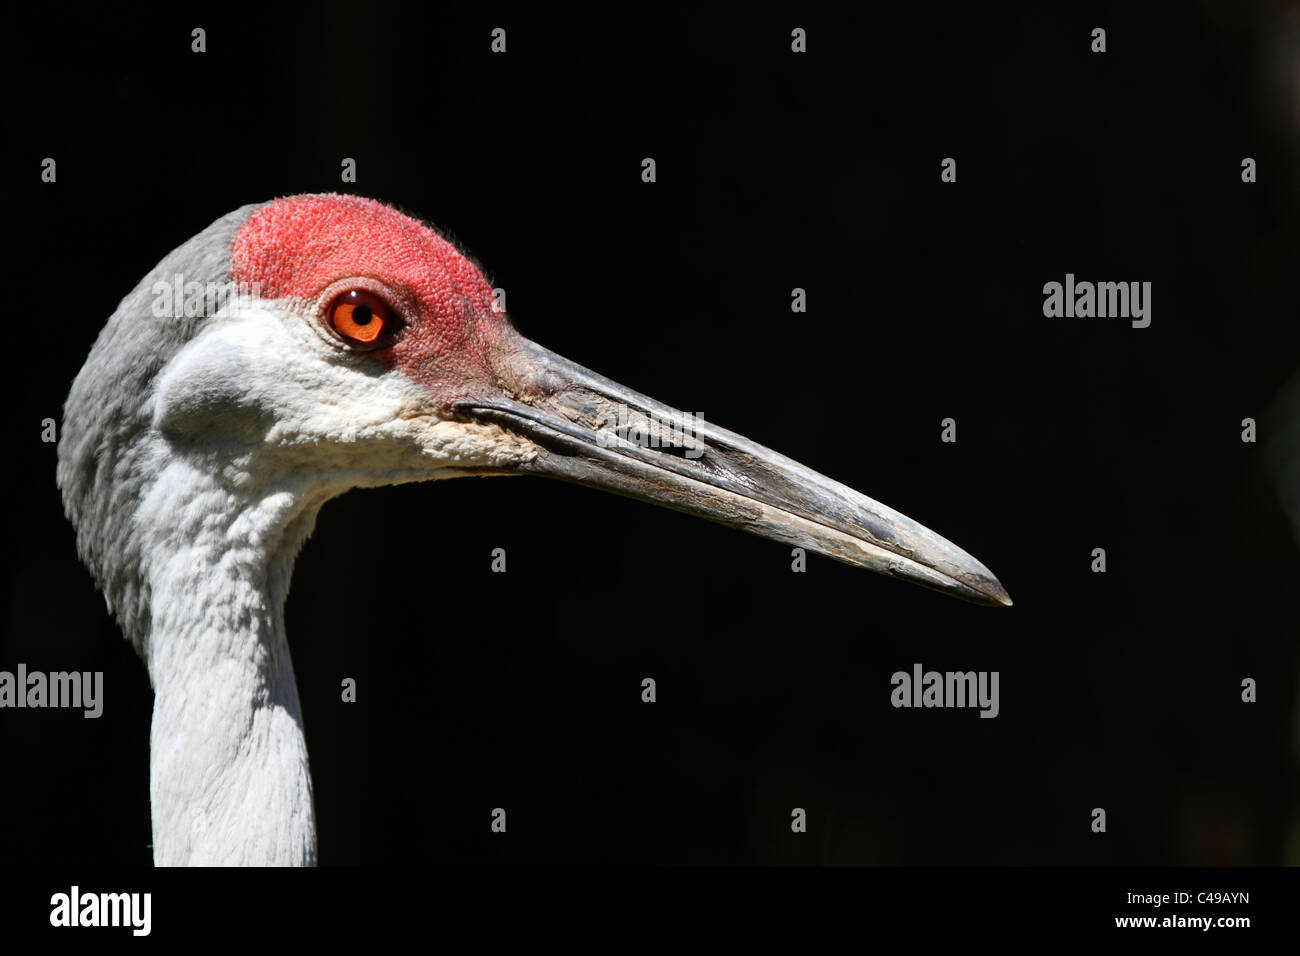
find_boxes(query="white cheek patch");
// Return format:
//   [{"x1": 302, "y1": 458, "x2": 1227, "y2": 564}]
[
  {"x1": 151, "y1": 334, "x2": 265, "y2": 442},
  {"x1": 153, "y1": 301, "x2": 418, "y2": 438},
  {"x1": 152, "y1": 300, "x2": 540, "y2": 478}
]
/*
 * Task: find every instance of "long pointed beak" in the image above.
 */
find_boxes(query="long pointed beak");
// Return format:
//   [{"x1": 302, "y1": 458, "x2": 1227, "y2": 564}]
[{"x1": 452, "y1": 337, "x2": 1011, "y2": 606}]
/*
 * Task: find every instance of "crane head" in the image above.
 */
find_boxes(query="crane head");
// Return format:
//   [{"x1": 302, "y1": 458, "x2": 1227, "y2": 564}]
[{"x1": 61, "y1": 193, "x2": 1010, "y2": 640}]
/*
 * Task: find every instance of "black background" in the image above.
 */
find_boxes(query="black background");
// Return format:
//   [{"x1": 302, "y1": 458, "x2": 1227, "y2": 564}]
[{"x1": 3, "y1": 1, "x2": 1299, "y2": 870}]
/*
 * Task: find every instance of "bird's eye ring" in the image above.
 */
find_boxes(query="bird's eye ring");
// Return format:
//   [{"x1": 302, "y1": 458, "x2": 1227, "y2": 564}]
[{"x1": 326, "y1": 289, "x2": 402, "y2": 347}]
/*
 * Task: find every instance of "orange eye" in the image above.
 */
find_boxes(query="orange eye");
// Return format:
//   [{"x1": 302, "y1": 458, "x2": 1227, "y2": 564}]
[{"x1": 327, "y1": 289, "x2": 401, "y2": 346}]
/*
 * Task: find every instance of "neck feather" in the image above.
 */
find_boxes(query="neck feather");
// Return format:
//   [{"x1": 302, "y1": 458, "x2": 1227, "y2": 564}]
[{"x1": 140, "y1": 458, "x2": 324, "y2": 865}]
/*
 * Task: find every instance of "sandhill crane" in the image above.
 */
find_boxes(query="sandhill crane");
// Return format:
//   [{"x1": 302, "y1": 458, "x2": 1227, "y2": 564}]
[{"x1": 56, "y1": 194, "x2": 1010, "y2": 866}]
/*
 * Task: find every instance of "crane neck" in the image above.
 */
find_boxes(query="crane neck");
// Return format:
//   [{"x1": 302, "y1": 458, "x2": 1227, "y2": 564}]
[{"x1": 139, "y1": 456, "x2": 325, "y2": 865}]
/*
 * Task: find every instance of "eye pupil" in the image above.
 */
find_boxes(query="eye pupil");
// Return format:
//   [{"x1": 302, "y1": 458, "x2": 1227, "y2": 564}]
[{"x1": 325, "y1": 289, "x2": 401, "y2": 346}]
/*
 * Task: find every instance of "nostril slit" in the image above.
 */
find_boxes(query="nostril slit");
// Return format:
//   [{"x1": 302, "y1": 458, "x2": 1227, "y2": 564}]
[{"x1": 654, "y1": 443, "x2": 691, "y2": 459}]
